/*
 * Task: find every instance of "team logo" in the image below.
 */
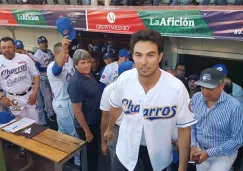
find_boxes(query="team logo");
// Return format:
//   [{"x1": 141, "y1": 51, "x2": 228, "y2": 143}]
[
  {"x1": 18, "y1": 61, "x2": 26, "y2": 64},
  {"x1": 1, "y1": 64, "x2": 27, "y2": 79},
  {"x1": 11, "y1": 99, "x2": 21, "y2": 112},
  {"x1": 66, "y1": 73, "x2": 72, "y2": 82},
  {"x1": 42, "y1": 37, "x2": 46, "y2": 41},
  {"x1": 202, "y1": 74, "x2": 211, "y2": 81},
  {"x1": 216, "y1": 67, "x2": 223, "y2": 72},
  {"x1": 57, "y1": 104, "x2": 62, "y2": 109},
  {"x1": 17, "y1": 42, "x2": 21, "y2": 45},
  {"x1": 122, "y1": 98, "x2": 177, "y2": 120},
  {"x1": 188, "y1": 101, "x2": 193, "y2": 113},
  {"x1": 44, "y1": 58, "x2": 49, "y2": 65},
  {"x1": 71, "y1": 67, "x2": 75, "y2": 75},
  {"x1": 71, "y1": 45, "x2": 80, "y2": 51},
  {"x1": 63, "y1": 30, "x2": 69, "y2": 35},
  {"x1": 107, "y1": 12, "x2": 116, "y2": 24}
]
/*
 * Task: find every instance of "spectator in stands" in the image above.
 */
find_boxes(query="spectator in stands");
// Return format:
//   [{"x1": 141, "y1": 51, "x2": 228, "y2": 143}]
[
  {"x1": 191, "y1": 68, "x2": 243, "y2": 171},
  {"x1": 175, "y1": 63, "x2": 186, "y2": 78},
  {"x1": 213, "y1": 64, "x2": 243, "y2": 98},
  {"x1": 200, "y1": 0, "x2": 227, "y2": 5},
  {"x1": 187, "y1": 74, "x2": 200, "y2": 98},
  {"x1": 68, "y1": 49, "x2": 100, "y2": 171}
]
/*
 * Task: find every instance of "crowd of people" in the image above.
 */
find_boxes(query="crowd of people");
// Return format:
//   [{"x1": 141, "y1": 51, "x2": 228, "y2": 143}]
[
  {"x1": 1, "y1": 0, "x2": 242, "y2": 6},
  {"x1": 0, "y1": 16, "x2": 242, "y2": 171}
]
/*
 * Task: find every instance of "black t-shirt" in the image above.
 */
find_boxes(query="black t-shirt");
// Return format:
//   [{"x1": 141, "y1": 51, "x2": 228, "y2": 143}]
[{"x1": 69, "y1": 38, "x2": 83, "y2": 57}]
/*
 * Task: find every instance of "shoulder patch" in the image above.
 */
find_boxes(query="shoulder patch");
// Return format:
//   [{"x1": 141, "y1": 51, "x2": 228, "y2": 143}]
[{"x1": 188, "y1": 101, "x2": 193, "y2": 113}]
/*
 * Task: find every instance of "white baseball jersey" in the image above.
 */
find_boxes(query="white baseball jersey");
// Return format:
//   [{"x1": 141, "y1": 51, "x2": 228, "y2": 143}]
[
  {"x1": 0, "y1": 53, "x2": 39, "y2": 94},
  {"x1": 110, "y1": 69, "x2": 197, "y2": 171},
  {"x1": 100, "y1": 82, "x2": 123, "y2": 126},
  {"x1": 34, "y1": 49, "x2": 54, "y2": 77},
  {"x1": 100, "y1": 62, "x2": 118, "y2": 85},
  {"x1": 47, "y1": 58, "x2": 75, "y2": 101},
  {"x1": 0, "y1": 53, "x2": 39, "y2": 116}
]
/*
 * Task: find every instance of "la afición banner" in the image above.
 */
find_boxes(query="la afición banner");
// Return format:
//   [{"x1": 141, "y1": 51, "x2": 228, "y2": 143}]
[{"x1": 1, "y1": 9, "x2": 243, "y2": 41}]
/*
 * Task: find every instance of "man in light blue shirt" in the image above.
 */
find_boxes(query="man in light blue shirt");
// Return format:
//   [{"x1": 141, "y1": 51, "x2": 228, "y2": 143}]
[
  {"x1": 213, "y1": 64, "x2": 243, "y2": 98},
  {"x1": 190, "y1": 68, "x2": 243, "y2": 171}
]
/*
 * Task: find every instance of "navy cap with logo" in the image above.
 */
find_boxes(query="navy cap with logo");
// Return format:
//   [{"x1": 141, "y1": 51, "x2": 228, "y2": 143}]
[
  {"x1": 37, "y1": 36, "x2": 48, "y2": 44},
  {"x1": 14, "y1": 40, "x2": 24, "y2": 49},
  {"x1": 195, "y1": 68, "x2": 224, "y2": 89}
]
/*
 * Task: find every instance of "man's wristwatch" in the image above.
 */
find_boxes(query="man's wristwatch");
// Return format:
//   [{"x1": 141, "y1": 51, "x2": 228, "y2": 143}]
[{"x1": 0, "y1": 95, "x2": 4, "y2": 100}]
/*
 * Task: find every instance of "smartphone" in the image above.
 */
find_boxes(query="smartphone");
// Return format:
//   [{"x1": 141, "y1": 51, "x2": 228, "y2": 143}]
[{"x1": 188, "y1": 160, "x2": 197, "y2": 165}]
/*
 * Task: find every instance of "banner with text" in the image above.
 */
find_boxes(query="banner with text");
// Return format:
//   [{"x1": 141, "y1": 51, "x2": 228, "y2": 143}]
[{"x1": 1, "y1": 9, "x2": 243, "y2": 41}]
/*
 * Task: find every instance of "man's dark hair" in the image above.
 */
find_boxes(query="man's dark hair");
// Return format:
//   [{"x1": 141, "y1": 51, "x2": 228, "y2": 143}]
[
  {"x1": 175, "y1": 63, "x2": 186, "y2": 70},
  {"x1": 130, "y1": 30, "x2": 164, "y2": 54},
  {"x1": 0, "y1": 37, "x2": 15, "y2": 45}
]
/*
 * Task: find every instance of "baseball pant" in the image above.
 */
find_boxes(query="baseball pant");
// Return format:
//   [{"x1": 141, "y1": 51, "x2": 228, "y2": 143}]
[
  {"x1": 76, "y1": 124, "x2": 99, "y2": 171},
  {"x1": 17, "y1": 104, "x2": 39, "y2": 124},
  {"x1": 52, "y1": 99, "x2": 80, "y2": 165},
  {"x1": 7, "y1": 89, "x2": 39, "y2": 124},
  {"x1": 37, "y1": 77, "x2": 55, "y2": 125},
  {"x1": 196, "y1": 144, "x2": 238, "y2": 171},
  {"x1": 108, "y1": 125, "x2": 119, "y2": 164},
  {"x1": 111, "y1": 145, "x2": 167, "y2": 171}
]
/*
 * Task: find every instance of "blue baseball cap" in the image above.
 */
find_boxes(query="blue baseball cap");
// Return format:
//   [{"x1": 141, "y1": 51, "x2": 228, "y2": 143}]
[
  {"x1": 103, "y1": 52, "x2": 113, "y2": 59},
  {"x1": 56, "y1": 17, "x2": 76, "y2": 41},
  {"x1": 119, "y1": 48, "x2": 132, "y2": 59},
  {"x1": 0, "y1": 111, "x2": 15, "y2": 124},
  {"x1": 212, "y1": 64, "x2": 228, "y2": 75},
  {"x1": 118, "y1": 61, "x2": 134, "y2": 75},
  {"x1": 14, "y1": 40, "x2": 24, "y2": 49},
  {"x1": 37, "y1": 36, "x2": 48, "y2": 44}
]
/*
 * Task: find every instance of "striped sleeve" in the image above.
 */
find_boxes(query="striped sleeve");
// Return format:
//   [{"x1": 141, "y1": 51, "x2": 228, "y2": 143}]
[{"x1": 207, "y1": 104, "x2": 243, "y2": 157}]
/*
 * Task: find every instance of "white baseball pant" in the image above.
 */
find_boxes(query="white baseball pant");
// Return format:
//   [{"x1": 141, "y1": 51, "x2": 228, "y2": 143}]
[
  {"x1": 52, "y1": 99, "x2": 80, "y2": 165},
  {"x1": 196, "y1": 144, "x2": 238, "y2": 171},
  {"x1": 7, "y1": 89, "x2": 39, "y2": 124}
]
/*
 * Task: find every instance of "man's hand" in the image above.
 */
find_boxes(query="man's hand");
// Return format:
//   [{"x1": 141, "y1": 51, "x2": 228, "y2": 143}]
[
  {"x1": 194, "y1": 151, "x2": 208, "y2": 164},
  {"x1": 104, "y1": 128, "x2": 114, "y2": 141},
  {"x1": 21, "y1": 49, "x2": 27, "y2": 54},
  {"x1": 190, "y1": 146, "x2": 199, "y2": 160},
  {"x1": 61, "y1": 36, "x2": 71, "y2": 63},
  {"x1": 1, "y1": 96, "x2": 13, "y2": 107},
  {"x1": 101, "y1": 142, "x2": 109, "y2": 156},
  {"x1": 85, "y1": 130, "x2": 94, "y2": 143},
  {"x1": 28, "y1": 92, "x2": 37, "y2": 105}
]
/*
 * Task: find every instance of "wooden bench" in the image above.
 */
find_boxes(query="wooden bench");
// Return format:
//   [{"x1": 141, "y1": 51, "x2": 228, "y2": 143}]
[{"x1": 0, "y1": 128, "x2": 87, "y2": 171}]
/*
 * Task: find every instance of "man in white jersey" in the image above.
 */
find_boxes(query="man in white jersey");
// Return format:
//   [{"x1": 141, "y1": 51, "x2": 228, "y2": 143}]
[
  {"x1": 34, "y1": 36, "x2": 55, "y2": 126},
  {"x1": 47, "y1": 39, "x2": 80, "y2": 166},
  {"x1": 100, "y1": 48, "x2": 132, "y2": 94},
  {"x1": 104, "y1": 30, "x2": 197, "y2": 171},
  {"x1": 100, "y1": 61, "x2": 134, "y2": 163},
  {"x1": 0, "y1": 37, "x2": 40, "y2": 123}
]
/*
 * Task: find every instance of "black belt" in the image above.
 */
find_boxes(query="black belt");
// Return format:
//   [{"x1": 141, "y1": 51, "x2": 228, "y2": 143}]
[{"x1": 8, "y1": 87, "x2": 32, "y2": 96}]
